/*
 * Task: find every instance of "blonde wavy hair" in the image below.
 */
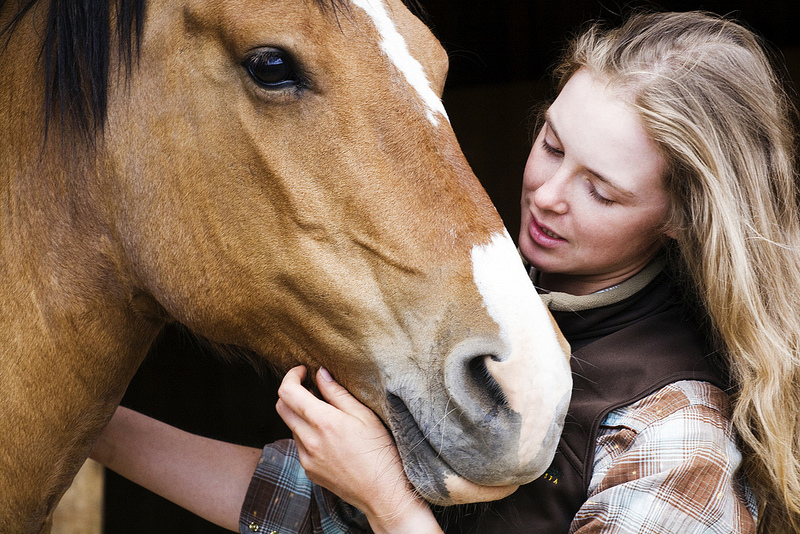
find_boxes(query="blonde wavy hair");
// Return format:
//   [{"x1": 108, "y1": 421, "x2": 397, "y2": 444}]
[{"x1": 553, "y1": 11, "x2": 800, "y2": 533}]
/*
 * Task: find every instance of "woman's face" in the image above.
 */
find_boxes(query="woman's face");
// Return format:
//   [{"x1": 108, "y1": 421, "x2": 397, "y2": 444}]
[{"x1": 519, "y1": 69, "x2": 672, "y2": 295}]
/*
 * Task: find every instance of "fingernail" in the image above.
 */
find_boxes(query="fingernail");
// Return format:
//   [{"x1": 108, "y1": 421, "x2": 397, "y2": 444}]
[{"x1": 319, "y1": 367, "x2": 333, "y2": 382}]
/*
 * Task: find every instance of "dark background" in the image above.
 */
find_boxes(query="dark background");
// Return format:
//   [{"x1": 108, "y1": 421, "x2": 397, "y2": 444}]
[{"x1": 105, "y1": 1, "x2": 800, "y2": 531}]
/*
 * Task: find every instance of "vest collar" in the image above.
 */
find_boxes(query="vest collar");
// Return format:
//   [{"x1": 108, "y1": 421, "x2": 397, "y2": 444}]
[{"x1": 530, "y1": 257, "x2": 666, "y2": 313}]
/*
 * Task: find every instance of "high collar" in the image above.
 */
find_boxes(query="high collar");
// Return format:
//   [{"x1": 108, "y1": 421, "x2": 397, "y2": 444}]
[{"x1": 529, "y1": 257, "x2": 666, "y2": 313}]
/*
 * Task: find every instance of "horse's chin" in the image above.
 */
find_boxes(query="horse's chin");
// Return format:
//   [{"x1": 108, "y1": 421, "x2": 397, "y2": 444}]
[
  {"x1": 401, "y1": 439, "x2": 520, "y2": 506},
  {"x1": 440, "y1": 473, "x2": 519, "y2": 505},
  {"x1": 387, "y1": 393, "x2": 525, "y2": 506}
]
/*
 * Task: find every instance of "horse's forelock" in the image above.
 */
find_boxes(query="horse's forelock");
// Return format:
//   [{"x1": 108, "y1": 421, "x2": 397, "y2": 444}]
[{"x1": 1, "y1": 0, "x2": 145, "y2": 142}]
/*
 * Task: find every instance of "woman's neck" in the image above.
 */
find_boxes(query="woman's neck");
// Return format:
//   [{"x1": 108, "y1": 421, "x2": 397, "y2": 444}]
[{"x1": 536, "y1": 253, "x2": 663, "y2": 296}]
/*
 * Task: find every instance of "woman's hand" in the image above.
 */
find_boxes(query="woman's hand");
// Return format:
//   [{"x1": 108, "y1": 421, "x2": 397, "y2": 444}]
[{"x1": 276, "y1": 366, "x2": 442, "y2": 534}]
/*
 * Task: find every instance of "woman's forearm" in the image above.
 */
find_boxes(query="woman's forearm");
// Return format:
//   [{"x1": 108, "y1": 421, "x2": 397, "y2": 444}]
[{"x1": 90, "y1": 406, "x2": 261, "y2": 532}]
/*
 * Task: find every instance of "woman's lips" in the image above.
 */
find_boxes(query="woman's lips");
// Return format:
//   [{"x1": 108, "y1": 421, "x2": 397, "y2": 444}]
[{"x1": 529, "y1": 216, "x2": 566, "y2": 248}]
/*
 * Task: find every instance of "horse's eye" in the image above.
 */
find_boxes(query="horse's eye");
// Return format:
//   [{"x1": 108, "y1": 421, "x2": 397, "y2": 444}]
[{"x1": 244, "y1": 49, "x2": 302, "y2": 89}]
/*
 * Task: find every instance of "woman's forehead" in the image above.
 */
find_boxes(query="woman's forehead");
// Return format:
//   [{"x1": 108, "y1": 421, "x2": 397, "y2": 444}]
[{"x1": 548, "y1": 69, "x2": 667, "y2": 198}]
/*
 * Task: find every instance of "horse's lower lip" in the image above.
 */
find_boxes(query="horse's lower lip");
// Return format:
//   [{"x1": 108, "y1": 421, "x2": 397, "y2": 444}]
[
  {"x1": 386, "y1": 392, "x2": 462, "y2": 498},
  {"x1": 386, "y1": 392, "x2": 512, "y2": 505}
]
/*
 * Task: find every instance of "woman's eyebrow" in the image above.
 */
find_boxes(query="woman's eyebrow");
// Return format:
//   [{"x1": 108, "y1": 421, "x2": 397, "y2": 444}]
[
  {"x1": 543, "y1": 110, "x2": 561, "y2": 142},
  {"x1": 544, "y1": 111, "x2": 637, "y2": 201}
]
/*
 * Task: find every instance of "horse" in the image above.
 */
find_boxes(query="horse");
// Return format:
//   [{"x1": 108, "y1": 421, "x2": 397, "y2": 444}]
[{"x1": 0, "y1": 0, "x2": 572, "y2": 531}]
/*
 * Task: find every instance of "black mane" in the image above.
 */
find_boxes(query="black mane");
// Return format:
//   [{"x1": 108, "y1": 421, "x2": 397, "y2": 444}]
[
  {"x1": 1, "y1": 0, "x2": 146, "y2": 140},
  {"x1": 1, "y1": 0, "x2": 398, "y2": 140}
]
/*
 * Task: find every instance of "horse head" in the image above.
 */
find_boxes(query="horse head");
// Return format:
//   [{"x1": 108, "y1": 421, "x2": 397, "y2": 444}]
[{"x1": 0, "y1": 0, "x2": 571, "y2": 529}]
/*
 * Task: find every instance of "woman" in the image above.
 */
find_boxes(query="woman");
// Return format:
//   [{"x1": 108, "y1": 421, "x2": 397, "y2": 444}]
[
  {"x1": 92, "y1": 10, "x2": 800, "y2": 533},
  {"x1": 273, "y1": 10, "x2": 800, "y2": 533}
]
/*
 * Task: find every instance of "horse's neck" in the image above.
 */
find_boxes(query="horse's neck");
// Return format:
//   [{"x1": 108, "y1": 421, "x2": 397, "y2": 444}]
[
  {"x1": 0, "y1": 146, "x2": 162, "y2": 530},
  {"x1": 0, "y1": 12, "x2": 165, "y2": 532},
  {"x1": 0, "y1": 233, "x2": 162, "y2": 531},
  {"x1": 0, "y1": 201, "x2": 161, "y2": 530}
]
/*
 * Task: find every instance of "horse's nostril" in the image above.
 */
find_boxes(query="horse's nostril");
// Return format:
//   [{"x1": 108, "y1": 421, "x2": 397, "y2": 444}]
[
  {"x1": 468, "y1": 355, "x2": 508, "y2": 408},
  {"x1": 443, "y1": 339, "x2": 512, "y2": 425}
]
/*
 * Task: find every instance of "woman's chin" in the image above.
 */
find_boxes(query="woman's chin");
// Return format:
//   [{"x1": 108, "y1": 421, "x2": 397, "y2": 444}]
[{"x1": 518, "y1": 243, "x2": 550, "y2": 274}]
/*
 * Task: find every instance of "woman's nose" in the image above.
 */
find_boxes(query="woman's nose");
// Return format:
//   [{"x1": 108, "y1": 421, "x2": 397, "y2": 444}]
[{"x1": 533, "y1": 172, "x2": 569, "y2": 214}]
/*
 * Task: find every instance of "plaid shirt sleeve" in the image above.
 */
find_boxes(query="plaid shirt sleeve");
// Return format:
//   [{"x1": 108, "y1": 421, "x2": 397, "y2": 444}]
[
  {"x1": 239, "y1": 439, "x2": 371, "y2": 534},
  {"x1": 570, "y1": 380, "x2": 757, "y2": 533}
]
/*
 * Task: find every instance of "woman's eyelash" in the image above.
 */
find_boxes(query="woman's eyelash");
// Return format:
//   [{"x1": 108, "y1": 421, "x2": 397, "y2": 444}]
[
  {"x1": 589, "y1": 186, "x2": 614, "y2": 205},
  {"x1": 539, "y1": 136, "x2": 614, "y2": 205},
  {"x1": 540, "y1": 139, "x2": 563, "y2": 156}
]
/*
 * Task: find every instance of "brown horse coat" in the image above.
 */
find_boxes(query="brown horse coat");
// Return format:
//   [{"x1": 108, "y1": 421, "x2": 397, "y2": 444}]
[{"x1": 0, "y1": 0, "x2": 571, "y2": 531}]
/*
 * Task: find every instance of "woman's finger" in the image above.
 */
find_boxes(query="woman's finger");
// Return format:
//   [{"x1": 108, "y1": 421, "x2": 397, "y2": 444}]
[
  {"x1": 315, "y1": 368, "x2": 376, "y2": 421},
  {"x1": 275, "y1": 397, "x2": 303, "y2": 432},
  {"x1": 277, "y1": 365, "x2": 329, "y2": 418},
  {"x1": 276, "y1": 366, "x2": 328, "y2": 436},
  {"x1": 278, "y1": 365, "x2": 307, "y2": 394}
]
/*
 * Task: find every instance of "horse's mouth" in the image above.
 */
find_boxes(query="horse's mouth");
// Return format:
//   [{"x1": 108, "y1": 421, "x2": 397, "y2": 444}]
[{"x1": 385, "y1": 393, "x2": 518, "y2": 506}]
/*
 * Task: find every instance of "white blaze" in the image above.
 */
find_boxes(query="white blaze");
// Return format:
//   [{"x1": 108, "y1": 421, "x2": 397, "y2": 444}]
[
  {"x1": 471, "y1": 230, "x2": 571, "y2": 465},
  {"x1": 351, "y1": 0, "x2": 449, "y2": 126}
]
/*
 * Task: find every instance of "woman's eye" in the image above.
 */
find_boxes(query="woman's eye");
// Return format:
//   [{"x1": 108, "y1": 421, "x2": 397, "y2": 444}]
[
  {"x1": 589, "y1": 185, "x2": 614, "y2": 205},
  {"x1": 540, "y1": 138, "x2": 564, "y2": 157},
  {"x1": 244, "y1": 49, "x2": 303, "y2": 89}
]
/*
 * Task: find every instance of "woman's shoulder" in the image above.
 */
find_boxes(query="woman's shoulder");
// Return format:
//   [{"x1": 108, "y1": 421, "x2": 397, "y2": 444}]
[
  {"x1": 594, "y1": 381, "x2": 738, "y2": 474},
  {"x1": 593, "y1": 380, "x2": 743, "y2": 494},
  {"x1": 602, "y1": 380, "x2": 731, "y2": 432},
  {"x1": 585, "y1": 380, "x2": 758, "y2": 531}
]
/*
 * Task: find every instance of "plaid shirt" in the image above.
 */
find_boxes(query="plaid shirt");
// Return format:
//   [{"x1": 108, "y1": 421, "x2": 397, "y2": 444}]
[
  {"x1": 239, "y1": 380, "x2": 755, "y2": 534},
  {"x1": 572, "y1": 380, "x2": 757, "y2": 533},
  {"x1": 239, "y1": 439, "x2": 369, "y2": 534}
]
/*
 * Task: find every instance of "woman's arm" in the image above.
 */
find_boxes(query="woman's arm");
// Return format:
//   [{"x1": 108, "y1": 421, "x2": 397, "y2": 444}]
[
  {"x1": 276, "y1": 366, "x2": 443, "y2": 534},
  {"x1": 90, "y1": 406, "x2": 261, "y2": 532}
]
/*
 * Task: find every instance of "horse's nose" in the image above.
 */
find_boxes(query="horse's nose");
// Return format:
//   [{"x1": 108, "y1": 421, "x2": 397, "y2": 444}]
[{"x1": 441, "y1": 336, "x2": 570, "y2": 485}]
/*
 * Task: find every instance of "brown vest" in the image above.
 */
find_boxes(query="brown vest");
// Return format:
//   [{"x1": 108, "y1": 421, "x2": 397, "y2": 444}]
[{"x1": 435, "y1": 272, "x2": 725, "y2": 533}]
